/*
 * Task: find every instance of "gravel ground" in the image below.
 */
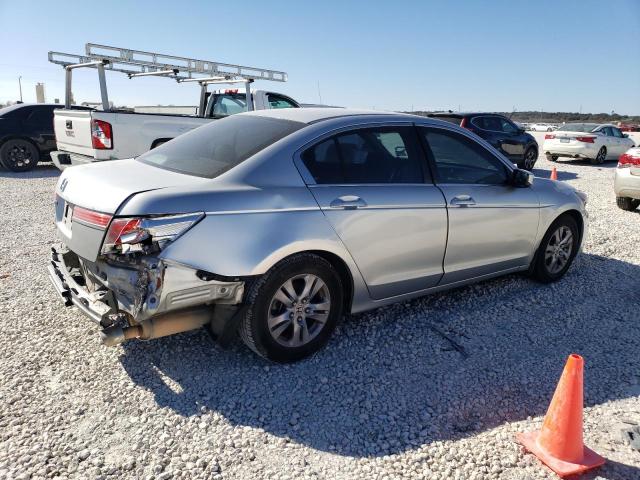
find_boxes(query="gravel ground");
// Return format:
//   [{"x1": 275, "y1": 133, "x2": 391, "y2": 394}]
[{"x1": 0, "y1": 133, "x2": 639, "y2": 480}]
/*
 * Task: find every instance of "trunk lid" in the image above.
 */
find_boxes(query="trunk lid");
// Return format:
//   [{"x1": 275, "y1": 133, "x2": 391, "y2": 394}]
[
  {"x1": 54, "y1": 110, "x2": 95, "y2": 157},
  {"x1": 55, "y1": 159, "x2": 209, "y2": 261}
]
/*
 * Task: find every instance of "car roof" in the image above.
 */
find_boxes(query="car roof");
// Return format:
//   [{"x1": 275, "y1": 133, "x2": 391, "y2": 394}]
[{"x1": 242, "y1": 107, "x2": 418, "y2": 124}]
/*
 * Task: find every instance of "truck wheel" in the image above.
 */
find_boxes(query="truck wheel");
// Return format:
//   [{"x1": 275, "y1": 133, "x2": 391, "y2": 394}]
[
  {"x1": 0, "y1": 139, "x2": 40, "y2": 172},
  {"x1": 530, "y1": 215, "x2": 579, "y2": 283},
  {"x1": 239, "y1": 253, "x2": 343, "y2": 363},
  {"x1": 616, "y1": 197, "x2": 640, "y2": 211}
]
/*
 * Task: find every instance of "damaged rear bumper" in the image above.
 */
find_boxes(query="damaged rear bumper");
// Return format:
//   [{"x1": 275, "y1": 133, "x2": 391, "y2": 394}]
[{"x1": 47, "y1": 244, "x2": 247, "y2": 346}]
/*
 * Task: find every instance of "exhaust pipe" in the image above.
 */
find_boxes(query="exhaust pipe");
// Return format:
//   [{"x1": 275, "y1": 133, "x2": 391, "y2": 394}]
[{"x1": 100, "y1": 308, "x2": 212, "y2": 346}]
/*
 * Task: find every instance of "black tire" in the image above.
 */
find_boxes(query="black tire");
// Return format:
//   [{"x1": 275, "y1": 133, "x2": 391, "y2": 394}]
[
  {"x1": 547, "y1": 127, "x2": 553, "y2": 132},
  {"x1": 519, "y1": 147, "x2": 537, "y2": 171},
  {"x1": 0, "y1": 139, "x2": 40, "y2": 172},
  {"x1": 531, "y1": 215, "x2": 580, "y2": 283},
  {"x1": 617, "y1": 197, "x2": 640, "y2": 211},
  {"x1": 546, "y1": 154, "x2": 558, "y2": 162},
  {"x1": 239, "y1": 253, "x2": 344, "y2": 363},
  {"x1": 591, "y1": 147, "x2": 606, "y2": 165}
]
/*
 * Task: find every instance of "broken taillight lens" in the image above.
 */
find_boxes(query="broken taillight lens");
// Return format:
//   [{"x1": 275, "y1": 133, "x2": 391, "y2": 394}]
[{"x1": 101, "y1": 213, "x2": 204, "y2": 254}]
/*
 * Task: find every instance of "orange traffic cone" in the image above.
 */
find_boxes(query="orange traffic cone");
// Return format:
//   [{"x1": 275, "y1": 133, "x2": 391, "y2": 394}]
[
  {"x1": 517, "y1": 354, "x2": 605, "y2": 477},
  {"x1": 550, "y1": 167, "x2": 558, "y2": 180}
]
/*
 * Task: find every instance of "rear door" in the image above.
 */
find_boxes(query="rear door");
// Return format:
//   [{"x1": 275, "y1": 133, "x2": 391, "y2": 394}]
[
  {"x1": 24, "y1": 105, "x2": 57, "y2": 152},
  {"x1": 418, "y1": 125, "x2": 539, "y2": 284},
  {"x1": 297, "y1": 124, "x2": 448, "y2": 299},
  {"x1": 53, "y1": 109, "x2": 95, "y2": 157}
]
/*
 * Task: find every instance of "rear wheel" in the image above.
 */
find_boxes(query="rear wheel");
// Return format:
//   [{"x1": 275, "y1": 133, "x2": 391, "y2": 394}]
[
  {"x1": 617, "y1": 197, "x2": 640, "y2": 211},
  {"x1": 520, "y1": 147, "x2": 537, "y2": 170},
  {"x1": 239, "y1": 253, "x2": 344, "y2": 363},
  {"x1": 0, "y1": 139, "x2": 39, "y2": 172},
  {"x1": 591, "y1": 147, "x2": 606, "y2": 165},
  {"x1": 531, "y1": 215, "x2": 580, "y2": 283},
  {"x1": 546, "y1": 154, "x2": 558, "y2": 162}
]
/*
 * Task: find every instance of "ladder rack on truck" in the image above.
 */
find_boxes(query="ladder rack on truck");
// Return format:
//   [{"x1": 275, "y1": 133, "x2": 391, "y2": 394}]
[{"x1": 48, "y1": 43, "x2": 287, "y2": 115}]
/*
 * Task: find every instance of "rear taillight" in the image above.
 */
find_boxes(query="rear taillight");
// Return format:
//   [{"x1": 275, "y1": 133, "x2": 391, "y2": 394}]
[
  {"x1": 460, "y1": 118, "x2": 468, "y2": 129},
  {"x1": 73, "y1": 206, "x2": 112, "y2": 229},
  {"x1": 545, "y1": 134, "x2": 555, "y2": 139},
  {"x1": 575, "y1": 136, "x2": 595, "y2": 143},
  {"x1": 618, "y1": 153, "x2": 640, "y2": 168},
  {"x1": 101, "y1": 213, "x2": 204, "y2": 254},
  {"x1": 91, "y1": 119, "x2": 113, "y2": 150}
]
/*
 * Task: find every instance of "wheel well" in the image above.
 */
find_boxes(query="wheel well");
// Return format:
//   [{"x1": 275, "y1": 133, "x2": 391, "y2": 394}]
[
  {"x1": 307, "y1": 250, "x2": 354, "y2": 314},
  {"x1": 0, "y1": 136, "x2": 40, "y2": 153}
]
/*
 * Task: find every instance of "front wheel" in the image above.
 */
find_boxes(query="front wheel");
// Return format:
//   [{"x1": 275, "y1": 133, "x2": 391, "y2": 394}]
[
  {"x1": 0, "y1": 139, "x2": 40, "y2": 172},
  {"x1": 591, "y1": 147, "x2": 606, "y2": 165},
  {"x1": 239, "y1": 253, "x2": 344, "y2": 363},
  {"x1": 617, "y1": 197, "x2": 640, "y2": 211},
  {"x1": 531, "y1": 215, "x2": 580, "y2": 283}
]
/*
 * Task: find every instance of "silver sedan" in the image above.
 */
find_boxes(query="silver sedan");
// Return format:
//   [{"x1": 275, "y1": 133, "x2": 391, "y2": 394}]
[{"x1": 49, "y1": 109, "x2": 588, "y2": 362}]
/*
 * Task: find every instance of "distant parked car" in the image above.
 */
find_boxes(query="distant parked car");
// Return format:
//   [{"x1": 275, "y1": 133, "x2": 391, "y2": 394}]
[
  {"x1": 617, "y1": 123, "x2": 640, "y2": 132},
  {"x1": 49, "y1": 108, "x2": 588, "y2": 362},
  {"x1": 543, "y1": 123, "x2": 635, "y2": 165},
  {"x1": 0, "y1": 103, "x2": 92, "y2": 172},
  {"x1": 428, "y1": 112, "x2": 539, "y2": 170},
  {"x1": 530, "y1": 123, "x2": 557, "y2": 132},
  {"x1": 615, "y1": 146, "x2": 640, "y2": 211}
]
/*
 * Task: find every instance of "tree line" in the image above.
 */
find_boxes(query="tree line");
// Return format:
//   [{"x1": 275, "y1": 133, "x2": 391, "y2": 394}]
[{"x1": 407, "y1": 110, "x2": 640, "y2": 124}]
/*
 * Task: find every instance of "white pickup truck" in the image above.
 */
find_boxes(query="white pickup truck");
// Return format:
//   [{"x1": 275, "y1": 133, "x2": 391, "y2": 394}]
[
  {"x1": 48, "y1": 43, "x2": 300, "y2": 170},
  {"x1": 51, "y1": 89, "x2": 300, "y2": 170}
]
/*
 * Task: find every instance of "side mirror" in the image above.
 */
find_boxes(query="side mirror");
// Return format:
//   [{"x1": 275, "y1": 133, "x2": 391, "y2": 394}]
[
  {"x1": 511, "y1": 168, "x2": 534, "y2": 187},
  {"x1": 623, "y1": 133, "x2": 629, "y2": 138}
]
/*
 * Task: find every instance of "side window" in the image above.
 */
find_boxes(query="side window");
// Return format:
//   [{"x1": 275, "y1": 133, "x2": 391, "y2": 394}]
[
  {"x1": 300, "y1": 127, "x2": 427, "y2": 185},
  {"x1": 470, "y1": 117, "x2": 485, "y2": 130},
  {"x1": 612, "y1": 127, "x2": 624, "y2": 138},
  {"x1": 26, "y1": 107, "x2": 55, "y2": 128},
  {"x1": 420, "y1": 128, "x2": 509, "y2": 185},
  {"x1": 336, "y1": 127, "x2": 425, "y2": 184},
  {"x1": 267, "y1": 94, "x2": 298, "y2": 109},
  {"x1": 301, "y1": 138, "x2": 342, "y2": 184},
  {"x1": 499, "y1": 118, "x2": 519, "y2": 133}
]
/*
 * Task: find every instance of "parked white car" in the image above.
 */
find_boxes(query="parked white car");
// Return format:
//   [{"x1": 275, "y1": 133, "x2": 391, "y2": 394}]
[
  {"x1": 543, "y1": 123, "x2": 635, "y2": 165},
  {"x1": 530, "y1": 123, "x2": 557, "y2": 132},
  {"x1": 615, "y1": 146, "x2": 640, "y2": 211}
]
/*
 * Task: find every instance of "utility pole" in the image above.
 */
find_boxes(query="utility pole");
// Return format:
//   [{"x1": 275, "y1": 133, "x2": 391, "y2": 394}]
[
  {"x1": 317, "y1": 81, "x2": 322, "y2": 104},
  {"x1": 18, "y1": 76, "x2": 23, "y2": 102}
]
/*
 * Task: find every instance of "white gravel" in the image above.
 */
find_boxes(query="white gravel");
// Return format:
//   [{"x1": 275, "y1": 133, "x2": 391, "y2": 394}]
[{"x1": 0, "y1": 134, "x2": 639, "y2": 480}]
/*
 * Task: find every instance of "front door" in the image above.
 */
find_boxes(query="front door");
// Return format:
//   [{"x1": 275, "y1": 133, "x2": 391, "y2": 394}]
[
  {"x1": 298, "y1": 125, "x2": 448, "y2": 299},
  {"x1": 418, "y1": 126, "x2": 540, "y2": 284}
]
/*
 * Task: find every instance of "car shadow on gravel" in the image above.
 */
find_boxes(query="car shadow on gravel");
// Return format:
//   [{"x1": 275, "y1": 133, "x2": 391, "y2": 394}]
[
  {"x1": 0, "y1": 163, "x2": 59, "y2": 179},
  {"x1": 119, "y1": 253, "x2": 640, "y2": 468}
]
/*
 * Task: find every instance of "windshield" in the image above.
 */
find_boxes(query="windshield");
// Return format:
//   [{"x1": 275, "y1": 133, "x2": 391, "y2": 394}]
[
  {"x1": 138, "y1": 115, "x2": 304, "y2": 178},
  {"x1": 0, "y1": 104, "x2": 27, "y2": 118},
  {"x1": 557, "y1": 123, "x2": 599, "y2": 133}
]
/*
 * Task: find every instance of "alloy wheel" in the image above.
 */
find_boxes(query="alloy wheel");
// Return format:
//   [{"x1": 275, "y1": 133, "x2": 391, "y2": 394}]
[
  {"x1": 267, "y1": 274, "x2": 331, "y2": 347},
  {"x1": 524, "y1": 149, "x2": 537, "y2": 169},
  {"x1": 6, "y1": 143, "x2": 34, "y2": 169},
  {"x1": 596, "y1": 147, "x2": 606, "y2": 164},
  {"x1": 544, "y1": 226, "x2": 574, "y2": 274}
]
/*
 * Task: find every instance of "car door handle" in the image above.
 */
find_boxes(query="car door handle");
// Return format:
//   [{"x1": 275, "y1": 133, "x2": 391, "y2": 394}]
[
  {"x1": 450, "y1": 195, "x2": 476, "y2": 207},
  {"x1": 329, "y1": 195, "x2": 367, "y2": 209}
]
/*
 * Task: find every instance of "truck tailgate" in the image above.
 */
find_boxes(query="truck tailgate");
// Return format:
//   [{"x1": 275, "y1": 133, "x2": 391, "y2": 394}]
[{"x1": 54, "y1": 110, "x2": 95, "y2": 157}]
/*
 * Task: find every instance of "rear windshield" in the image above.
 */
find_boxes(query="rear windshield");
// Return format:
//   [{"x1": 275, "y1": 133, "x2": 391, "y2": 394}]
[
  {"x1": 0, "y1": 104, "x2": 28, "y2": 118},
  {"x1": 556, "y1": 123, "x2": 599, "y2": 133},
  {"x1": 137, "y1": 115, "x2": 304, "y2": 178}
]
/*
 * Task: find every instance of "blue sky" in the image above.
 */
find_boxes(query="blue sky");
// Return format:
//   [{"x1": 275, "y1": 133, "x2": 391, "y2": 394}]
[{"x1": 1, "y1": 0, "x2": 639, "y2": 114}]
